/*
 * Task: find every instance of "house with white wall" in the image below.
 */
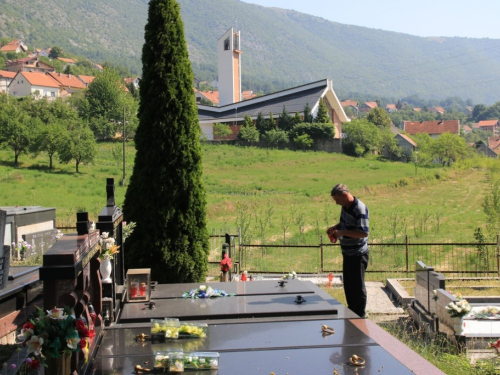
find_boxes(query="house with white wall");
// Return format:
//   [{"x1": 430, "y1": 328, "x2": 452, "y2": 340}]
[
  {"x1": 8, "y1": 71, "x2": 60, "y2": 100},
  {"x1": 0, "y1": 70, "x2": 16, "y2": 94}
]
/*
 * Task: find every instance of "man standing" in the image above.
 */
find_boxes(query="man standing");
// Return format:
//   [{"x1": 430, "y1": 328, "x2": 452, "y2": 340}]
[{"x1": 327, "y1": 183, "x2": 369, "y2": 318}]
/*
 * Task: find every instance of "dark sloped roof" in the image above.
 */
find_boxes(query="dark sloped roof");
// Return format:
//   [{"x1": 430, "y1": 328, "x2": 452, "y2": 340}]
[{"x1": 198, "y1": 83, "x2": 326, "y2": 121}]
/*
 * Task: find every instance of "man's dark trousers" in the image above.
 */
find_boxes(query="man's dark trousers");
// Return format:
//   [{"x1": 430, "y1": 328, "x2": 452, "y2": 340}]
[{"x1": 343, "y1": 252, "x2": 369, "y2": 318}]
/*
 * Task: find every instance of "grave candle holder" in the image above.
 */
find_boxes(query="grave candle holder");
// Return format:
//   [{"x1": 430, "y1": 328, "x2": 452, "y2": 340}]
[{"x1": 126, "y1": 268, "x2": 151, "y2": 302}]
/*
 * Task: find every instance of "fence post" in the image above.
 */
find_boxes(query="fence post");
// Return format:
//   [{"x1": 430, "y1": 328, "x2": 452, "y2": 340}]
[
  {"x1": 497, "y1": 234, "x2": 499, "y2": 277},
  {"x1": 238, "y1": 227, "x2": 242, "y2": 274},
  {"x1": 405, "y1": 235, "x2": 409, "y2": 275},
  {"x1": 320, "y1": 235, "x2": 324, "y2": 272}
]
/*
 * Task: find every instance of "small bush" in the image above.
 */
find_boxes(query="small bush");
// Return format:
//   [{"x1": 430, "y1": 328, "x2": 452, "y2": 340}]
[{"x1": 289, "y1": 122, "x2": 335, "y2": 140}]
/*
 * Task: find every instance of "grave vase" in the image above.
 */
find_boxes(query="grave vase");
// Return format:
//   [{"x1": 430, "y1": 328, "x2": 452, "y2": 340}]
[
  {"x1": 453, "y1": 317, "x2": 464, "y2": 335},
  {"x1": 100, "y1": 259, "x2": 112, "y2": 283},
  {"x1": 45, "y1": 351, "x2": 72, "y2": 375}
]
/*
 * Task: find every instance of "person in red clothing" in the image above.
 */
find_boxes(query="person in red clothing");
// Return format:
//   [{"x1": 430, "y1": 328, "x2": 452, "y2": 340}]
[{"x1": 220, "y1": 253, "x2": 232, "y2": 282}]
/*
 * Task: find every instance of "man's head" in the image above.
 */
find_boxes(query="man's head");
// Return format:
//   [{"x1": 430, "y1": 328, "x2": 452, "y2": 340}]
[{"x1": 331, "y1": 183, "x2": 353, "y2": 206}]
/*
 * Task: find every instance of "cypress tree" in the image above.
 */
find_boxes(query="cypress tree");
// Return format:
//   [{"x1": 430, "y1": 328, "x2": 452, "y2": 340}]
[
  {"x1": 123, "y1": 0, "x2": 209, "y2": 283},
  {"x1": 315, "y1": 98, "x2": 331, "y2": 123},
  {"x1": 303, "y1": 103, "x2": 313, "y2": 123}
]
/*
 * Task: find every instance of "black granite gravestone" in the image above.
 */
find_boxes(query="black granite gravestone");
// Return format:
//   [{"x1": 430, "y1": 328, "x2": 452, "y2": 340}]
[{"x1": 0, "y1": 210, "x2": 10, "y2": 290}]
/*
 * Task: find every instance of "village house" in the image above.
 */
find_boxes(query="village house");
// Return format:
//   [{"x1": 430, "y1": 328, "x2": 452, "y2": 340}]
[
  {"x1": 462, "y1": 125, "x2": 472, "y2": 134},
  {"x1": 3, "y1": 56, "x2": 55, "y2": 74},
  {"x1": 56, "y1": 57, "x2": 77, "y2": 66},
  {"x1": 475, "y1": 140, "x2": 498, "y2": 158},
  {"x1": 429, "y1": 106, "x2": 445, "y2": 115},
  {"x1": 124, "y1": 77, "x2": 140, "y2": 90},
  {"x1": 8, "y1": 71, "x2": 61, "y2": 99},
  {"x1": 394, "y1": 133, "x2": 418, "y2": 162},
  {"x1": 0, "y1": 39, "x2": 28, "y2": 54},
  {"x1": 195, "y1": 90, "x2": 219, "y2": 106},
  {"x1": 359, "y1": 101, "x2": 378, "y2": 113},
  {"x1": 0, "y1": 70, "x2": 16, "y2": 94},
  {"x1": 488, "y1": 136, "x2": 500, "y2": 155},
  {"x1": 78, "y1": 75, "x2": 96, "y2": 87},
  {"x1": 47, "y1": 72, "x2": 87, "y2": 93},
  {"x1": 385, "y1": 103, "x2": 397, "y2": 113},
  {"x1": 401, "y1": 120, "x2": 460, "y2": 138},
  {"x1": 242, "y1": 90, "x2": 257, "y2": 100},
  {"x1": 474, "y1": 119, "x2": 499, "y2": 135}
]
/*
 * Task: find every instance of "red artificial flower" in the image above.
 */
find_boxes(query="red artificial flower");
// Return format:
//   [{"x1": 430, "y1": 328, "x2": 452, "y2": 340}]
[
  {"x1": 490, "y1": 338, "x2": 500, "y2": 352},
  {"x1": 23, "y1": 322, "x2": 35, "y2": 330},
  {"x1": 75, "y1": 319, "x2": 89, "y2": 337},
  {"x1": 27, "y1": 358, "x2": 40, "y2": 370},
  {"x1": 80, "y1": 337, "x2": 87, "y2": 350},
  {"x1": 88, "y1": 329, "x2": 95, "y2": 339}
]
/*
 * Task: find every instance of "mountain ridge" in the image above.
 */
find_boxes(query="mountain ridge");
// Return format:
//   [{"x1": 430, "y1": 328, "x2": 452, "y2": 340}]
[{"x1": 0, "y1": 0, "x2": 499, "y2": 104}]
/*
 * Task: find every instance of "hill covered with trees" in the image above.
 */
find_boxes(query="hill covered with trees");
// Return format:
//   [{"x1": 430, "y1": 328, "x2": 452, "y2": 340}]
[{"x1": 1, "y1": 0, "x2": 500, "y2": 103}]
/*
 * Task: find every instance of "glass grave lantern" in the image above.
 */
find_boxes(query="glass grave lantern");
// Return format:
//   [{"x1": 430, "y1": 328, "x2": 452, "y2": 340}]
[{"x1": 126, "y1": 268, "x2": 151, "y2": 302}]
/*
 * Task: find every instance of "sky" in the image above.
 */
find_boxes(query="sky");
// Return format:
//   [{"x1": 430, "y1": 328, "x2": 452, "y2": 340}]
[{"x1": 240, "y1": 0, "x2": 500, "y2": 39}]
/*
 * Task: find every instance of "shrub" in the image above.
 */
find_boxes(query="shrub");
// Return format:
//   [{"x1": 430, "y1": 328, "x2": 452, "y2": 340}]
[
  {"x1": 262, "y1": 129, "x2": 289, "y2": 147},
  {"x1": 293, "y1": 134, "x2": 313, "y2": 150},
  {"x1": 238, "y1": 126, "x2": 260, "y2": 143},
  {"x1": 289, "y1": 122, "x2": 335, "y2": 140}
]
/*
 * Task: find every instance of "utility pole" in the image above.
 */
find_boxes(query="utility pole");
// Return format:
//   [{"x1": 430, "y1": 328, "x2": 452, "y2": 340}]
[{"x1": 122, "y1": 107, "x2": 126, "y2": 186}]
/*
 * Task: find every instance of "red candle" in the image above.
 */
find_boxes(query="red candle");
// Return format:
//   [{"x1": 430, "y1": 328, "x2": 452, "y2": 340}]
[
  {"x1": 139, "y1": 283, "x2": 147, "y2": 296},
  {"x1": 130, "y1": 285, "x2": 138, "y2": 297}
]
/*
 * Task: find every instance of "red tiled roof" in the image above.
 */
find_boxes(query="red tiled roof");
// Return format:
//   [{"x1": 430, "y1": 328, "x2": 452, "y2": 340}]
[
  {"x1": 429, "y1": 106, "x2": 445, "y2": 113},
  {"x1": 78, "y1": 75, "x2": 95, "y2": 84},
  {"x1": 199, "y1": 91, "x2": 219, "y2": 104},
  {"x1": 364, "y1": 101, "x2": 378, "y2": 109},
  {"x1": 341, "y1": 100, "x2": 358, "y2": 107},
  {"x1": 398, "y1": 133, "x2": 418, "y2": 147},
  {"x1": 488, "y1": 136, "x2": 500, "y2": 152},
  {"x1": 386, "y1": 104, "x2": 397, "y2": 110},
  {"x1": 403, "y1": 120, "x2": 460, "y2": 135},
  {"x1": 463, "y1": 125, "x2": 472, "y2": 131},
  {"x1": 0, "y1": 70, "x2": 16, "y2": 79},
  {"x1": 0, "y1": 45, "x2": 20, "y2": 52},
  {"x1": 478, "y1": 120, "x2": 499, "y2": 126},
  {"x1": 19, "y1": 72, "x2": 60, "y2": 88},
  {"x1": 413, "y1": 108, "x2": 421, "y2": 112},
  {"x1": 242, "y1": 90, "x2": 257, "y2": 100},
  {"x1": 47, "y1": 72, "x2": 87, "y2": 89},
  {"x1": 124, "y1": 77, "x2": 138, "y2": 85},
  {"x1": 57, "y1": 57, "x2": 76, "y2": 64}
]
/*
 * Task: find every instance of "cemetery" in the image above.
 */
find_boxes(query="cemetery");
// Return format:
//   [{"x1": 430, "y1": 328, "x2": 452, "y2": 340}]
[
  {"x1": 388, "y1": 261, "x2": 500, "y2": 363},
  {"x1": 0, "y1": 178, "x2": 454, "y2": 374}
]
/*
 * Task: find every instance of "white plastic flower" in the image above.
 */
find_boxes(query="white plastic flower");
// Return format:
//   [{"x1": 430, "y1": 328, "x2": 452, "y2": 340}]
[
  {"x1": 26, "y1": 335, "x2": 44, "y2": 356},
  {"x1": 67, "y1": 336, "x2": 80, "y2": 350},
  {"x1": 47, "y1": 307, "x2": 66, "y2": 320},
  {"x1": 206, "y1": 286, "x2": 215, "y2": 297},
  {"x1": 102, "y1": 232, "x2": 109, "y2": 239},
  {"x1": 199, "y1": 285, "x2": 207, "y2": 291}
]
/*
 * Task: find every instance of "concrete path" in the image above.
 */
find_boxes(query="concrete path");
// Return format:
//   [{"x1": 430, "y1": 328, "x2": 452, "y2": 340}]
[{"x1": 365, "y1": 281, "x2": 406, "y2": 322}]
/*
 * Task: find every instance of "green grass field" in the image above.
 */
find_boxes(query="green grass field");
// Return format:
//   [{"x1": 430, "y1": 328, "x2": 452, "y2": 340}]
[{"x1": 0, "y1": 142, "x2": 497, "y2": 244}]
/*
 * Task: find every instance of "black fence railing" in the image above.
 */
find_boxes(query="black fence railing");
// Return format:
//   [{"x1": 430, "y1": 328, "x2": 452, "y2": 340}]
[{"x1": 236, "y1": 235, "x2": 500, "y2": 277}]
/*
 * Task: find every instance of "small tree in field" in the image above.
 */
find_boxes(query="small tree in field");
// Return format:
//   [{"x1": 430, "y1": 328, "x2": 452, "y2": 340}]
[
  {"x1": 58, "y1": 121, "x2": 97, "y2": 173},
  {"x1": 212, "y1": 122, "x2": 232, "y2": 139},
  {"x1": 123, "y1": 0, "x2": 209, "y2": 283}
]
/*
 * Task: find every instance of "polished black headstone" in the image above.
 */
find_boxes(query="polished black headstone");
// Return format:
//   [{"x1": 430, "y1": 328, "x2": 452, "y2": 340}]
[
  {"x1": 91, "y1": 345, "x2": 414, "y2": 374},
  {"x1": 119, "y1": 293, "x2": 337, "y2": 323},
  {"x1": 97, "y1": 320, "x2": 375, "y2": 356},
  {"x1": 151, "y1": 279, "x2": 316, "y2": 299}
]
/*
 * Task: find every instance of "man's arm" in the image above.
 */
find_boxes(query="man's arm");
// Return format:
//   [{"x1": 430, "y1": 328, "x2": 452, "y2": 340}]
[{"x1": 331, "y1": 229, "x2": 368, "y2": 239}]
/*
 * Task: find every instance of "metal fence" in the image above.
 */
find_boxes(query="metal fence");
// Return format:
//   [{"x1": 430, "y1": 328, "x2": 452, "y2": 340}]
[{"x1": 235, "y1": 235, "x2": 500, "y2": 277}]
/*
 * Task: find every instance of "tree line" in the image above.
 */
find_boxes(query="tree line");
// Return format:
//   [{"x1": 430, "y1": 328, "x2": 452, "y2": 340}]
[{"x1": 0, "y1": 67, "x2": 138, "y2": 172}]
